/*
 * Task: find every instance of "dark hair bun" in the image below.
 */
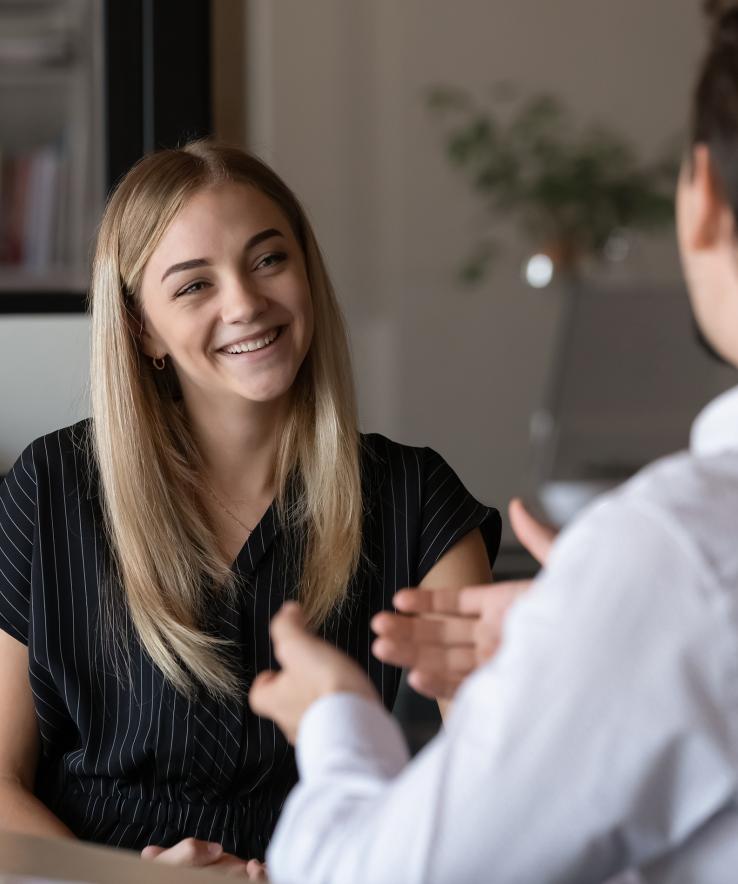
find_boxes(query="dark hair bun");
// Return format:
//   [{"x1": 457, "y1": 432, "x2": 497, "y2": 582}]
[{"x1": 704, "y1": 0, "x2": 738, "y2": 44}]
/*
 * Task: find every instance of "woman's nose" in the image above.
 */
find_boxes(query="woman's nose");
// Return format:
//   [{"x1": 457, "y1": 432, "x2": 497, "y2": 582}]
[{"x1": 219, "y1": 279, "x2": 268, "y2": 324}]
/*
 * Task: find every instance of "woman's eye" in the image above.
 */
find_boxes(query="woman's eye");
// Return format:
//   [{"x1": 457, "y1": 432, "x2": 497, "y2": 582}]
[
  {"x1": 175, "y1": 280, "x2": 209, "y2": 297},
  {"x1": 255, "y1": 251, "x2": 287, "y2": 271}
]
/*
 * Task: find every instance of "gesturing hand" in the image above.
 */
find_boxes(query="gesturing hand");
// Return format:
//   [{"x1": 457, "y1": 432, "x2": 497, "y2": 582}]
[
  {"x1": 508, "y1": 497, "x2": 556, "y2": 565},
  {"x1": 249, "y1": 602, "x2": 379, "y2": 744},
  {"x1": 371, "y1": 498, "x2": 558, "y2": 699},
  {"x1": 141, "y1": 838, "x2": 267, "y2": 879},
  {"x1": 371, "y1": 580, "x2": 529, "y2": 699}
]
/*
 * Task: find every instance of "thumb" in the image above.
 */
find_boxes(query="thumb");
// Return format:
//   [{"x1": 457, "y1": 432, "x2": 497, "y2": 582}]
[
  {"x1": 249, "y1": 669, "x2": 301, "y2": 744},
  {"x1": 509, "y1": 498, "x2": 557, "y2": 565},
  {"x1": 270, "y1": 602, "x2": 318, "y2": 666},
  {"x1": 249, "y1": 669, "x2": 282, "y2": 719}
]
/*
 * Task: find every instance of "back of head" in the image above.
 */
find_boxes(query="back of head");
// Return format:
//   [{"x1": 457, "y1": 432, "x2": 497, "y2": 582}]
[{"x1": 693, "y1": 1, "x2": 738, "y2": 225}]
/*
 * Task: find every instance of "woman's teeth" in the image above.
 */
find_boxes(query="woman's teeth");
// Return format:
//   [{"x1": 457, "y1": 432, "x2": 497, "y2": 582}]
[{"x1": 223, "y1": 328, "x2": 279, "y2": 354}]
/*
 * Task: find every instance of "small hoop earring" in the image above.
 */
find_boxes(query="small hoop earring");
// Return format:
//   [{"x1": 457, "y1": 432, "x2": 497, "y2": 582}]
[{"x1": 152, "y1": 356, "x2": 166, "y2": 371}]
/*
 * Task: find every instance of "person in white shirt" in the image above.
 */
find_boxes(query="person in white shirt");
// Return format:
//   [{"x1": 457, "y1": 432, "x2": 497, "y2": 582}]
[{"x1": 248, "y1": 3, "x2": 738, "y2": 882}]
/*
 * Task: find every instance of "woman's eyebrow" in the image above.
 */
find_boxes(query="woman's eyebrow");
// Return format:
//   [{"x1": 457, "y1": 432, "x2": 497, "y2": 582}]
[
  {"x1": 246, "y1": 227, "x2": 285, "y2": 250},
  {"x1": 160, "y1": 228, "x2": 285, "y2": 283},
  {"x1": 161, "y1": 257, "x2": 211, "y2": 282}
]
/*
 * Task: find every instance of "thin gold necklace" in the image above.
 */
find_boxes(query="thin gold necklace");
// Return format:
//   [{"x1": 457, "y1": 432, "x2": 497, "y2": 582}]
[{"x1": 206, "y1": 487, "x2": 254, "y2": 535}]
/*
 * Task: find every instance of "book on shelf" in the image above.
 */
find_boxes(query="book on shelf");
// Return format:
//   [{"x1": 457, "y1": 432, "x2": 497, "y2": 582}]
[{"x1": 0, "y1": 142, "x2": 67, "y2": 273}]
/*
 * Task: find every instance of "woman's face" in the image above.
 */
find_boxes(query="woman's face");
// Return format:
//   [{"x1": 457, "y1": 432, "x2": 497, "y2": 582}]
[{"x1": 139, "y1": 181, "x2": 314, "y2": 414}]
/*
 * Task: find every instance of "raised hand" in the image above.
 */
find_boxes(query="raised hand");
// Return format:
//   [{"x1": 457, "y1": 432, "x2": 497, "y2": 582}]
[
  {"x1": 371, "y1": 499, "x2": 558, "y2": 699},
  {"x1": 249, "y1": 602, "x2": 379, "y2": 743},
  {"x1": 371, "y1": 579, "x2": 529, "y2": 699},
  {"x1": 141, "y1": 838, "x2": 267, "y2": 878}
]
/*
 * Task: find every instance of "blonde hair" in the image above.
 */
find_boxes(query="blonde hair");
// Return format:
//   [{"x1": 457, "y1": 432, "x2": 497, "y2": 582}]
[{"x1": 89, "y1": 141, "x2": 362, "y2": 698}]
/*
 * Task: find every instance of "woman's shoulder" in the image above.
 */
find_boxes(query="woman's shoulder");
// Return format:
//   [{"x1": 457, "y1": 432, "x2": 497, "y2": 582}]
[
  {"x1": 9, "y1": 419, "x2": 94, "y2": 485},
  {"x1": 361, "y1": 432, "x2": 432, "y2": 480},
  {"x1": 360, "y1": 431, "x2": 437, "y2": 464},
  {"x1": 24, "y1": 418, "x2": 91, "y2": 459},
  {"x1": 358, "y1": 432, "x2": 460, "y2": 498},
  {"x1": 358, "y1": 433, "x2": 502, "y2": 576}
]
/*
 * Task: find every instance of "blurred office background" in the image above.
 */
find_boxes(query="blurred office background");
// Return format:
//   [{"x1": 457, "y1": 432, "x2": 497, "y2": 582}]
[
  {"x1": 1, "y1": 0, "x2": 736, "y2": 743},
  {"x1": 237, "y1": 0, "x2": 736, "y2": 747},
  {"x1": 236, "y1": 0, "x2": 736, "y2": 538},
  {"x1": 2, "y1": 0, "x2": 735, "y2": 523},
  {"x1": 0, "y1": 0, "x2": 734, "y2": 742}
]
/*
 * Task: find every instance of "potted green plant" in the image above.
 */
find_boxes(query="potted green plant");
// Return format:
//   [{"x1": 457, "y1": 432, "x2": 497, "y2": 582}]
[{"x1": 428, "y1": 84, "x2": 679, "y2": 285}]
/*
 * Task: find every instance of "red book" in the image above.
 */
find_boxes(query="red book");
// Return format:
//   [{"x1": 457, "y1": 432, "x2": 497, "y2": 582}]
[{"x1": 6, "y1": 154, "x2": 31, "y2": 265}]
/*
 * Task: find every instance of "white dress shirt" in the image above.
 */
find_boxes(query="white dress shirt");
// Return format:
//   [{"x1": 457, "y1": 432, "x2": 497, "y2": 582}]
[{"x1": 268, "y1": 387, "x2": 738, "y2": 884}]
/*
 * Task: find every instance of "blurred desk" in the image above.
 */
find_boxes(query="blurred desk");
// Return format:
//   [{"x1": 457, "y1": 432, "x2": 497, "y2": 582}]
[{"x1": 0, "y1": 830, "x2": 238, "y2": 884}]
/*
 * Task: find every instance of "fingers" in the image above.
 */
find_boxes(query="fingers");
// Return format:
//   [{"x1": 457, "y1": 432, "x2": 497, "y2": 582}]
[
  {"x1": 373, "y1": 584, "x2": 525, "y2": 669},
  {"x1": 141, "y1": 841, "x2": 264, "y2": 876},
  {"x1": 141, "y1": 838, "x2": 225, "y2": 867},
  {"x1": 406, "y1": 669, "x2": 464, "y2": 700},
  {"x1": 392, "y1": 584, "x2": 496, "y2": 617},
  {"x1": 371, "y1": 613, "x2": 476, "y2": 669},
  {"x1": 269, "y1": 602, "x2": 333, "y2": 673},
  {"x1": 509, "y1": 498, "x2": 557, "y2": 565},
  {"x1": 475, "y1": 579, "x2": 532, "y2": 619},
  {"x1": 372, "y1": 635, "x2": 477, "y2": 673},
  {"x1": 389, "y1": 583, "x2": 524, "y2": 623},
  {"x1": 211, "y1": 855, "x2": 258, "y2": 876},
  {"x1": 253, "y1": 601, "x2": 381, "y2": 743},
  {"x1": 245, "y1": 859, "x2": 269, "y2": 881},
  {"x1": 269, "y1": 601, "x2": 309, "y2": 663},
  {"x1": 248, "y1": 669, "x2": 282, "y2": 720},
  {"x1": 473, "y1": 622, "x2": 501, "y2": 663},
  {"x1": 372, "y1": 610, "x2": 476, "y2": 645}
]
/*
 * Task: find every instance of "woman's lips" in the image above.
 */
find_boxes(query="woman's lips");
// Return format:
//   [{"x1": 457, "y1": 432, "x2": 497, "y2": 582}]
[{"x1": 219, "y1": 327, "x2": 282, "y2": 355}]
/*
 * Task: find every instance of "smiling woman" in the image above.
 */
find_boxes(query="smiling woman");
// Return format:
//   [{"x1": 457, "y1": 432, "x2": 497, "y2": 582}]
[
  {"x1": 0, "y1": 141, "x2": 500, "y2": 871},
  {"x1": 139, "y1": 184, "x2": 314, "y2": 421}
]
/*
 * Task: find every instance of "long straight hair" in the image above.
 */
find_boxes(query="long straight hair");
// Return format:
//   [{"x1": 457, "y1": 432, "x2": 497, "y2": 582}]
[{"x1": 89, "y1": 141, "x2": 362, "y2": 698}]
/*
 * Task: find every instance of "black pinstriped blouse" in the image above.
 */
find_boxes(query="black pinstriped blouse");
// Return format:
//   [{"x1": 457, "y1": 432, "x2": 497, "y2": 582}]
[{"x1": 0, "y1": 421, "x2": 500, "y2": 860}]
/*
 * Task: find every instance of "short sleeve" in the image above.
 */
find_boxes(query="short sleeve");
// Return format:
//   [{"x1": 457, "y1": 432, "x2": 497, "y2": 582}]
[
  {"x1": 0, "y1": 445, "x2": 37, "y2": 645},
  {"x1": 415, "y1": 447, "x2": 501, "y2": 584}
]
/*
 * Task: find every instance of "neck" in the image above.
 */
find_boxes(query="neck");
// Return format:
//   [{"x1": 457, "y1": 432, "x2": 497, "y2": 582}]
[{"x1": 185, "y1": 391, "x2": 289, "y2": 501}]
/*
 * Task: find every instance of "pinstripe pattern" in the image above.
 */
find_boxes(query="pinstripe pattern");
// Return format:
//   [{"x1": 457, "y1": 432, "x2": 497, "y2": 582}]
[{"x1": 0, "y1": 422, "x2": 500, "y2": 860}]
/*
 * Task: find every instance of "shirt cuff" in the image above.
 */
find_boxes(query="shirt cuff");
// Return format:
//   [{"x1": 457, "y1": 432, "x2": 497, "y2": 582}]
[{"x1": 296, "y1": 692, "x2": 410, "y2": 782}]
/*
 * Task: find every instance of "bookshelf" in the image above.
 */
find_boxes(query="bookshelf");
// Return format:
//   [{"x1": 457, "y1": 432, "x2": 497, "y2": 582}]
[
  {"x1": 0, "y1": 0, "x2": 213, "y2": 473},
  {"x1": 0, "y1": 0, "x2": 104, "y2": 312},
  {"x1": 0, "y1": 0, "x2": 213, "y2": 315}
]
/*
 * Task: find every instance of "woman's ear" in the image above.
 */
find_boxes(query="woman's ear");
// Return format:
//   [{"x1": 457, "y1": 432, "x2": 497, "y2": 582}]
[
  {"x1": 126, "y1": 305, "x2": 164, "y2": 360},
  {"x1": 686, "y1": 144, "x2": 733, "y2": 251}
]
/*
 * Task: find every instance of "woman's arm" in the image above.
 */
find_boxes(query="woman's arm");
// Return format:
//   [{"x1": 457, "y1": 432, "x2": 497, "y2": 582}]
[
  {"x1": 407, "y1": 528, "x2": 492, "y2": 715},
  {"x1": 0, "y1": 629, "x2": 74, "y2": 839},
  {"x1": 418, "y1": 528, "x2": 492, "y2": 591},
  {"x1": 372, "y1": 501, "x2": 556, "y2": 701}
]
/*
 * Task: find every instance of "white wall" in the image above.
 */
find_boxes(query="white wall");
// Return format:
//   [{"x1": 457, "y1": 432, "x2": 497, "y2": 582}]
[
  {"x1": 0, "y1": 315, "x2": 90, "y2": 471},
  {"x1": 245, "y1": 0, "x2": 715, "y2": 533}
]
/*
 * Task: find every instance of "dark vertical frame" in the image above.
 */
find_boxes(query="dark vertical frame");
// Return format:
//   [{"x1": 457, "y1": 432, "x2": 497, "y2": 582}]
[
  {"x1": 104, "y1": 0, "x2": 145, "y2": 192},
  {"x1": 0, "y1": 0, "x2": 213, "y2": 315},
  {"x1": 148, "y1": 0, "x2": 212, "y2": 151}
]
